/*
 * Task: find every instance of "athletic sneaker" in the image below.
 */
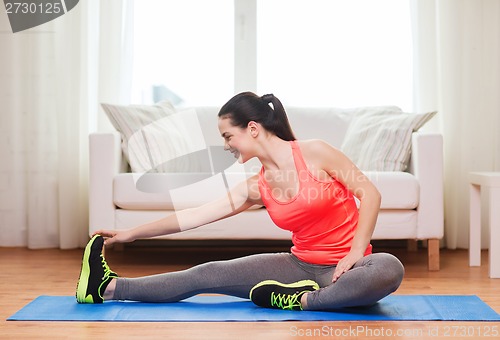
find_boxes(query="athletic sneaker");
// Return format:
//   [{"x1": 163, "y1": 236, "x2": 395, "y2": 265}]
[
  {"x1": 249, "y1": 279, "x2": 320, "y2": 311},
  {"x1": 76, "y1": 234, "x2": 118, "y2": 303}
]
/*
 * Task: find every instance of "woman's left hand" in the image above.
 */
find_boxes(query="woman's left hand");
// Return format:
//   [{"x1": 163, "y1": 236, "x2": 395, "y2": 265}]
[{"x1": 332, "y1": 250, "x2": 364, "y2": 282}]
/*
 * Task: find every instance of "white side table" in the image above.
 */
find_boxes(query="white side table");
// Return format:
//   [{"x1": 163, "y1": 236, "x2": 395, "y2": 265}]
[{"x1": 469, "y1": 172, "x2": 500, "y2": 278}]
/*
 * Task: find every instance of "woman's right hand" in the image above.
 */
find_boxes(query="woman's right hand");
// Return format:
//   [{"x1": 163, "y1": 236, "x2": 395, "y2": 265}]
[{"x1": 92, "y1": 229, "x2": 135, "y2": 246}]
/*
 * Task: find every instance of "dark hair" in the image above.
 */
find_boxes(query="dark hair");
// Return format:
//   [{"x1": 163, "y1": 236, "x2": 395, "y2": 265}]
[{"x1": 218, "y1": 92, "x2": 296, "y2": 141}]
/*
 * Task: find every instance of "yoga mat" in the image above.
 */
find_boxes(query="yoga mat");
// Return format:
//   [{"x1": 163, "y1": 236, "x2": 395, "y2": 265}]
[{"x1": 8, "y1": 295, "x2": 500, "y2": 322}]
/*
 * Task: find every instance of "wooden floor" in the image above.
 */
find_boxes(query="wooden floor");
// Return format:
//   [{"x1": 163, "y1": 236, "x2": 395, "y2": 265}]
[{"x1": 1, "y1": 244, "x2": 499, "y2": 339}]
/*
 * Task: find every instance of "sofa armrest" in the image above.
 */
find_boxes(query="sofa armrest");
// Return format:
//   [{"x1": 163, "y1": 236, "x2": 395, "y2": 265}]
[
  {"x1": 408, "y1": 132, "x2": 444, "y2": 239},
  {"x1": 89, "y1": 131, "x2": 125, "y2": 235}
]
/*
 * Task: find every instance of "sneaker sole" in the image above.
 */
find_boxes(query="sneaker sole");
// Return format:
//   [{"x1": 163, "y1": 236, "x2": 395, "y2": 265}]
[
  {"x1": 249, "y1": 279, "x2": 320, "y2": 300},
  {"x1": 76, "y1": 235, "x2": 101, "y2": 303}
]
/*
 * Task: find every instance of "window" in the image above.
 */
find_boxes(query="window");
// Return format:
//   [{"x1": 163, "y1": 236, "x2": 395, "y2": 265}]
[
  {"x1": 132, "y1": 0, "x2": 412, "y2": 109},
  {"x1": 132, "y1": 0, "x2": 234, "y2": 106},
  {"x1": 257, "y1": 0, "x2": 413, "y2": 109}
]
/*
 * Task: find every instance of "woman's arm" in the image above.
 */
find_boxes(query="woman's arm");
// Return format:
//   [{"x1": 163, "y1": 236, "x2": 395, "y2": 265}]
[
  {"x1": 305, "y1": 140, "x2": 381, "y2": 281},
  {"x1": 95, "y1": 175, "x2": 262, "y2": 246}
]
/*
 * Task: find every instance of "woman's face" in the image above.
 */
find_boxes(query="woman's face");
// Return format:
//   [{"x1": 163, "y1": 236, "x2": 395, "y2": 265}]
[{"x1": 218, "y1": 116, "x2": 253, "y2": 164}]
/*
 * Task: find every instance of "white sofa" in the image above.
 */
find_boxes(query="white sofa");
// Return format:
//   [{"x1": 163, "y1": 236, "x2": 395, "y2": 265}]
[{"x1": 89, "y1": 106, "x2": 444, "y2": 270}]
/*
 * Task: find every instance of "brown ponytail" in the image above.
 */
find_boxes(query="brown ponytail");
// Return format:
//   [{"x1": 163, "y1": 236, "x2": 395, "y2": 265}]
[{"x1": 218, "y1": 92, "x2": 296, "y2": 141}]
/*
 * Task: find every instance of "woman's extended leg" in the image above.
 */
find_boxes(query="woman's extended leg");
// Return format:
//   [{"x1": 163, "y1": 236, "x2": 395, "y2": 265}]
[
  {"x1": 111, "y1": 251, "x2": 317, "y2": 302},
  {"x1": 77, "y1": 235, "x2": 316, "y2": 304}
]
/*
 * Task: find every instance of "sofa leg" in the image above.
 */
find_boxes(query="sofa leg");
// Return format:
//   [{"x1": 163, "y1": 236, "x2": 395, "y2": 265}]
[
  {"x1": 427, "y1": 239, "x2": 440, "y2": 271},
  {"x1": 407, "y1": 239, "x2": 418, "y2": 252}
]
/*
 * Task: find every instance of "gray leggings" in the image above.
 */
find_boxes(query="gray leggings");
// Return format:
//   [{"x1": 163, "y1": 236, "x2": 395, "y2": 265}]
[{"x1": 113, "y1": 252, "x2": 404, "y2": 310}]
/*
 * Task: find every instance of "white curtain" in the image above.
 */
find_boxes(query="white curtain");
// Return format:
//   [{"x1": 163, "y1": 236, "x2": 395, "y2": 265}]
[
  {"x1": 411, "y1": 0, "x2": 500, "y2": 249},
  {"x1": 0, "y1": 1, "x2": 132, "y2": 248},
  {"x1": 3, "y1": 0, "x2": 498, "y2": 250}
]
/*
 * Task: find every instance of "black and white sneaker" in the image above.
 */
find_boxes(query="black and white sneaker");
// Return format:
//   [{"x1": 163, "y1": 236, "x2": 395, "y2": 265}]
[
  {"x1": 249, "y1": 280, "x2": 319, "y2": 311},
  {"x1": 76, "y1": 235, "x2": 118, "y2": 303}
]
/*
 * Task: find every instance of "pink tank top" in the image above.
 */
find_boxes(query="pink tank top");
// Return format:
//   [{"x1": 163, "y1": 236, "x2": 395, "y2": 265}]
[{"x1": 258, "y1": 141, "x2": 372, "y2": 265}]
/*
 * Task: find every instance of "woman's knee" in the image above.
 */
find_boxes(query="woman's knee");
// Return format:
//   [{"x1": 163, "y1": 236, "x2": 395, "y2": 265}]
[
  {"x1": 382, "y1": 253, "x2": 405, "y2": 289},
  {"x1": 369, "y1": 253, "x2": 405, "y2": 290}
]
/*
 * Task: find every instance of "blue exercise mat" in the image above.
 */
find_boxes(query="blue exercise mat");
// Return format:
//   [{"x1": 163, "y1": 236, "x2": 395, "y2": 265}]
[{"x1": 8, "y1": 295, "x2": 500, "y2": 322}]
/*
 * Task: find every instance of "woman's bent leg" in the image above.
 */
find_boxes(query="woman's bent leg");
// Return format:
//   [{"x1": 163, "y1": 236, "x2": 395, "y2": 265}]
[
  {"x1": 113, "y1": 252, "x2": 312, "y2": 302},
  {"x1": 306, "y1": 253, "x2": 404, "y2": 310}
]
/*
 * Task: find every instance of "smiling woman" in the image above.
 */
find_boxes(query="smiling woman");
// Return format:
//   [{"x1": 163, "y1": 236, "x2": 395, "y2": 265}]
[{"x1": 77, "y1": 90, "x2": 404, "y2": 311}]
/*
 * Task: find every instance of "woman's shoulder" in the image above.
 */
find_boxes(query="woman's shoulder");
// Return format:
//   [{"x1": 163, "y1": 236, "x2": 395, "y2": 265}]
[{"x1": 296, "y1": 139, "x2": 348, "y2": 172}]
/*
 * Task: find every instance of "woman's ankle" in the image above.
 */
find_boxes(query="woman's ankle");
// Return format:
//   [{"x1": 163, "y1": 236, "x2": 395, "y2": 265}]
[
  {"x1": 300, "y1": 292, "x2": 309, "y2": 310},
  {"x1": 103, "y1": 278, "x2": 116, "y2": 300}
]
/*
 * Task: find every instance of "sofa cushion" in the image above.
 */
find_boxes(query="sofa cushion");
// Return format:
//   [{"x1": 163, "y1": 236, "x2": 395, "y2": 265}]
[
  {"x1": 341, "y1": 109, "x2": 437, "y2": 171},
  {"x1": 286, "y1": 106, "x2": 402, "y2": 148},
  {"x1": 365, "y1": 171, "x2": 419, "y2": 209},
  {"x1": 372, "y1": 210, "x2": 418, "y2": 239},
  {"x1": 114, "y1": 171, "x2": 418, "y2": 211},
  {"x1": 114, "y1": 172, "x2": 261, "y2": 210},
  {"x1": 102, "y1": 102, "x2": 208, "y2": 173}
]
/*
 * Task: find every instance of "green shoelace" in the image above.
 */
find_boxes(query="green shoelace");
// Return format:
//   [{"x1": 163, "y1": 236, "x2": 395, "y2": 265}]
[
  {"x1": 270, "y1": 291, "x2": 304, "y2": 310},
  {"x1": 100, "y1": 254, "x2": 115, "y2": 280},
  {"x1": 98, "y1": 254, "x2": 117, "y2": 299}
]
